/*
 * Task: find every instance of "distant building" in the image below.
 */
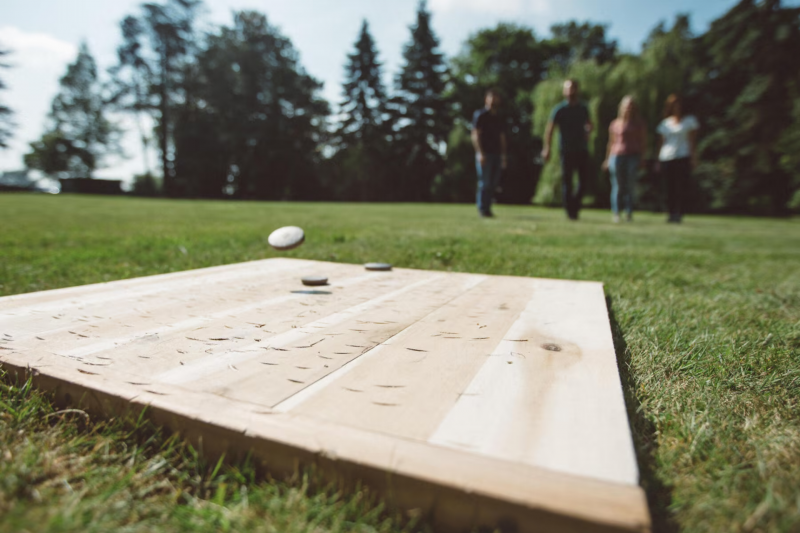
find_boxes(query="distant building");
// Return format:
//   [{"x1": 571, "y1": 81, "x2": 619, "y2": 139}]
[
  {"x1": 59, "y1": 177, "x2": 122, "y2": 195},
  {"x1": 0, "y1": 170, "x2": 61, "y2": 194}
]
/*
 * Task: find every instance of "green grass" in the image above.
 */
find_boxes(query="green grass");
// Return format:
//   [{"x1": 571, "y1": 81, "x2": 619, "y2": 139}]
[{"x1": 1, "y1": 193, "x2": 799, "y2": 532}]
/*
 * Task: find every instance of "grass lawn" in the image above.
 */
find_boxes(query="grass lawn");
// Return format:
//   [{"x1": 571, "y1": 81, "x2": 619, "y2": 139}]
[{"x1": 1, "y1": 193, "x2": 799, "y2": 533}]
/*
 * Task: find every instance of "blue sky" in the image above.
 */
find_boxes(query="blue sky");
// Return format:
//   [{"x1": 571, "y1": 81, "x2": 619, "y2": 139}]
[{"x1": 0, "y1": 0, "x2": 769, "y2": 179}]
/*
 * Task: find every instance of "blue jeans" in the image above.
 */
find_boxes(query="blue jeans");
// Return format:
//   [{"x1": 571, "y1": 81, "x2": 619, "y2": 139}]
[
  {"x1": 609, "y1": 154, "x2": 640, "y2": 216},
  {"x1": 476, "y1": 154, "x2": 502, "y2": 214}
]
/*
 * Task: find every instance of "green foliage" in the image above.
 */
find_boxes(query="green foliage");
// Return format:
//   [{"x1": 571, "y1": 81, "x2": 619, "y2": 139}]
[
  {"x1": 179, "y1": 10, "x2": 328, "y2": 200},
  {"x1": 548, "y1": 21, "x2": 618, "y2": 68},
  {"x1": 392, "y1": 0, "x2": 449, "y2": 201},
  {"x1": 91, "y1": 0, "x2": 800, "y2": 213},
  {"x1": 694, "y1": 0, "x2": 800, "y2": 215},
  {"x1": 24, "y1": 43, "x2": 120, "y2": 180},
  {"x1": 114, "y1": 0, "x2": 201, "y2": 196}
]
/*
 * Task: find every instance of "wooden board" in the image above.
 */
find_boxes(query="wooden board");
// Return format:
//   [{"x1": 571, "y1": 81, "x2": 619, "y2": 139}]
[{"x1": 0, "y1": 258, "x2": 650, "y2": 532}]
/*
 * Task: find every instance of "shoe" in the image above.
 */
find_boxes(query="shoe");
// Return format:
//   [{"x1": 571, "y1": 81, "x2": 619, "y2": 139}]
[
  {"x1": 626, "y1": 213, "x2": 633, "y2": 223},
  {"x1": 612, "y1": 214, "x2": 621, "y2": 223},
  {"x1": 480, "y1": 211, "x2": 495, "y2": 218}
]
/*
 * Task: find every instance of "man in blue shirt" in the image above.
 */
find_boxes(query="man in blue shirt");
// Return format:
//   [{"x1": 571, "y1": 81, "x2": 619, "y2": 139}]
[
  {"x1": 472, "y1": 88, "x2": 507, "y2": 218},
  {"x1": 542, "y1": 80, "x2": 593, "y2": 220}
]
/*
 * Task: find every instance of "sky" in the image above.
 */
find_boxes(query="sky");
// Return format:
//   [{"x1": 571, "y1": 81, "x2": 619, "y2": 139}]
[{"x1": 0, "y1": 0, "x2": 760, "y2": 181}]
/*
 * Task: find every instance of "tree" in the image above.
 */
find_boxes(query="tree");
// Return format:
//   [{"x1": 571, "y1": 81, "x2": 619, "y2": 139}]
[
  {"x1": 0, "y1": 46, "x2": 13, "y2": 149},
  {"x1": 111, "y1": 0, "x2": 201, "y2": 196},
  {"x1": 181, "y1": 10, "x2": 328, "y2": 200},
  {"x1": 548, "y1": 21, "x2": 618, "y2": 70},
  {"x1": 392, "y1": 0, "x2": 450, "y2": 201},
  {"x1": 109, "y1": 15, "x2": 154, "y2": 176},
  {"x1": 25, "y1": 43, "x2": 119, "y2": 179},
  {"x1": 694, "y1": 0, "x2": 800, "y2": 214},
  {"x1": 332, "y1": 20, "x2": 393, "y2": 201}
]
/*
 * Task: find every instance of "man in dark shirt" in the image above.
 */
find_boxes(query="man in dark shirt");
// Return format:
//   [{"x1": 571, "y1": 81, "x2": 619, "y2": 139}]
[
  {"x1": 471, "y1": 88, "x2": 507, "y2": 218},
  {"x1": 542, "y1": 80, "x2": 594, "y2": 220}
]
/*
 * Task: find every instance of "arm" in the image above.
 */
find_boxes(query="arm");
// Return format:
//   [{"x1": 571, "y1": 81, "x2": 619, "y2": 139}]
[
  {"x1": 541, "y1": 120, "x2": 555, "y2": 162},
  {"x1": 471, "y1": 127, "x2": 484, "y2": 165},
  {"x1": 655, "y1": 135, "x2": 664, "y2": 172},
  {"x1": 639, "y1": 122, "x2": 648, "y2": 169},
  {"x1": 603, "y1": 122, "x2": 615, "y2": 170},
  {"x1": 500, "y1": 132, "x2": 508, "y2": 169},
  {"x1": 688, "y1": 129, "x2": 698, "y2": 170}
]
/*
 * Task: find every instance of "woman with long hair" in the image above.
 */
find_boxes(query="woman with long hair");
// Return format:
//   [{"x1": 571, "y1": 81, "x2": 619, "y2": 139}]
[
  {"x1": 656, "y1": 94, "x2": 699, "y2": 223},
  {"x1": 603, "y1": 95, "x2": 647, "y2": 222}
]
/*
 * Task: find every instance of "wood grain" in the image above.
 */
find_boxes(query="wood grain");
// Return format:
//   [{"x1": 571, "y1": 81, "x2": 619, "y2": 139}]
[{"x1": 0, "y1": 258, "x2": 650, "y2": 532}]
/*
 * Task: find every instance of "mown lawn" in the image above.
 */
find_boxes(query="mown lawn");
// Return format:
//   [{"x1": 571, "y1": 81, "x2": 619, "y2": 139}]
[{"x1": 1, "y1": 193, "x2": 799, "y2": 533}]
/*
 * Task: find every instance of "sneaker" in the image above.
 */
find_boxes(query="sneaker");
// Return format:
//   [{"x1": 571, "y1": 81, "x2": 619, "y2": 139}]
[
  {"x1": 612, "y1": 214, "x2": 621, "y2": 223},
  {"x1": 626, "y1": 213, "x2": 633, "y2": 223}
]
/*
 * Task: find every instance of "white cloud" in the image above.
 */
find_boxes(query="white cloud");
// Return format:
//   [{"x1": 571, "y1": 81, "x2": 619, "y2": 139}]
[
  {"x1": 429, "y1": 0, "x2": 550, "y2": 15},
  {"x1": 0, "y1": 27, "x2": 78, "y2": 172},
  {"x1": 0, "y1": 26, "x2": 77, "y2": 68}
]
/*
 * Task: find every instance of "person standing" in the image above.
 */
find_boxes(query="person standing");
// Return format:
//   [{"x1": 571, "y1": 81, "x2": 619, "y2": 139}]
[
  {"x1": 471, "y1": 88, "x2": 507, "y2": 218},
  {"x1": 657, "y1": 94, "x2": 699, "y2": 223},
  {"x1": 542, "y1": 80, "x2": 593, "y2": 221},
  {"x1": 603, "y1": 95, "x2": 647, "y2": 223}
]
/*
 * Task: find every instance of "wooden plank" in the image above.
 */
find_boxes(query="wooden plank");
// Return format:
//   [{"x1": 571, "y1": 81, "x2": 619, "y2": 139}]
[
  {"x1": 1, "y1": 355, "x2": 650, "y2": 533},
  {"x1": 286, "y1": 276, "x2": 537, "y2": 440},
  {"x1": 429, "y1": 278, "x2": 639, "y2": 486},
  {"x1": 0, "y1": 258, "x2": 651, "y2": 532}
]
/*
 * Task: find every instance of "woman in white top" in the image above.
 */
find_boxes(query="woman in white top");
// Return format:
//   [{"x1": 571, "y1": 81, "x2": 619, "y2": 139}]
[{"x1": 656, "y1": 94, "x2": 699, "y2": 223}]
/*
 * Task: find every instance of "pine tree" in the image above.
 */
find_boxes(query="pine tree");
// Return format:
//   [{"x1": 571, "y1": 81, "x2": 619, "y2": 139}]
[
  {"x1": 25, "y1": 43, "x2": 119, "y2": 179},
  {"x1": 339, "y1": 20, "x2": 388, "y2": 145},
  {"x1": 393, "y1": 0, "x2": 450, "y2": 201},
  {"x1": 334, "y1": 20, "x2": 393, "y2": 200}
]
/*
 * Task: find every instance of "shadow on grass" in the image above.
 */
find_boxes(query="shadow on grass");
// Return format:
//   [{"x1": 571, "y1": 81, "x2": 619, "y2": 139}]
[{"x1": 606, "y1": 296, "x2": 679, "y2": 533}]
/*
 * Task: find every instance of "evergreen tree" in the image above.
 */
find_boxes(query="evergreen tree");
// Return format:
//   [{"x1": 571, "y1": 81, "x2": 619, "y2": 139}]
[
  {"x1": 695, "y1": 0, "x2": 800, "y2": 214},
  {"x1": 339, "y1": 20, "x2": 388, "y2": 145},
  {"x1": 25, "y1": 43, "x2": 119, "y2": 179},
  {"x1": 392, "y1": 0, "x2": 450, "y2": 201},
  {"x1": 333, "y1": 20, "x2": 393, "y2": 200},
  {"x1": 0, "y1": 46, "x2": 13, "y2": 149}
]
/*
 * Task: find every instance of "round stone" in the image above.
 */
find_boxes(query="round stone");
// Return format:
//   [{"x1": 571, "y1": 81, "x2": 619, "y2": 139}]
[
  {"x1": 365, "y1": 262, "x2": 393, "y2": 271},
  {"x1": 301, "y1": 276, "x2": 328, "y2": 287},
  {"x1": 268, "y1": 226, "x2": 305, "y2": 251}
]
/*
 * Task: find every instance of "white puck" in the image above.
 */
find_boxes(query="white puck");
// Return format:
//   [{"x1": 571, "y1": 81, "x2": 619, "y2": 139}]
[{"x1": 268, "y1": 226, "x2": 305, "y2": 251}]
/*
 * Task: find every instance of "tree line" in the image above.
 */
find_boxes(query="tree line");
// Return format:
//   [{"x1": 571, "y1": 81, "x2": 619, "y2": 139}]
[{"x1": 11, "y1": 0, "x2": 800, "y2": 214}]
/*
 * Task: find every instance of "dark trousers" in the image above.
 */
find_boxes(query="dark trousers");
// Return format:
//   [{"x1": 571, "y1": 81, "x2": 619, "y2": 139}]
[
  {"x1": 662, "y1": 157, "x2": 691, "y2": 221},
  {"x1": 560, "y1": 150, "x2": 590, "y2": 219}
]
